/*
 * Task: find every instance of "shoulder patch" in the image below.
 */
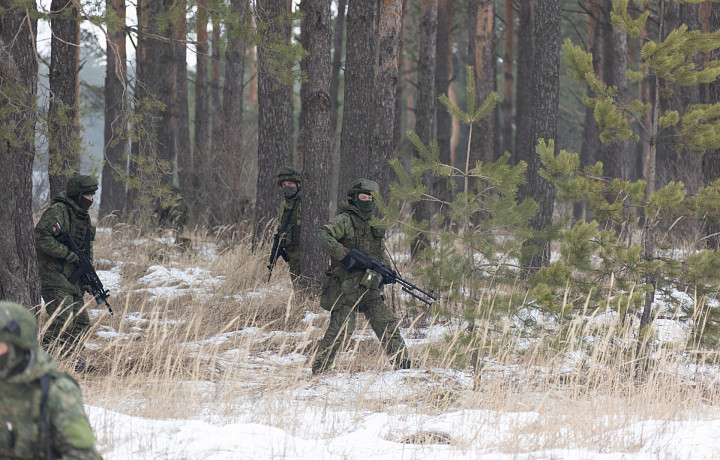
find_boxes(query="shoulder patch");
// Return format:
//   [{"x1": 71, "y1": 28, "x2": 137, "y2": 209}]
[{"x1": 53, "y1": 222, "x2": 62, "y2": 233}]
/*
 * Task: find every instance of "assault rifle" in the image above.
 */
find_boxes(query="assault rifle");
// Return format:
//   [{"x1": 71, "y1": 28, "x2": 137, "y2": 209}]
[
  {"x1": 267, "y1": 233, "x2": 289, "y2": 282},
  {"x1": 344, "y1": 248, "x2": 438, "y2": 306},
  {"x1": 56, "y1": 232, "x2": 113, "y2": 315}
]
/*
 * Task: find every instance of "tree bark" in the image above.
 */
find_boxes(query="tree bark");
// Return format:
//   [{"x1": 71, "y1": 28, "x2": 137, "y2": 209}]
[
  {"x1": 330, "y1": 0, "x2": 346, "y2": 156},
  {"x1": 336, "y1": 0, "x2": 377, "y2": 204},
  {"x1": 501, "y1": 0, "x2": 514, "y2": 158},
  {"x1": 412, "y1": 0, "x2": 438, "y2": 257},
  {"x1": 703, "y1": 2, "x2": 720, "y2": 249},
  {"x1": 193, "y1": 0, "x2": 209, "y2": 202},
  {"x1": 515, "y1": 0, "x2": 534, "y2": 168},
  {"x1": 435, "y1": 0, "x2": 452, "y2": 202},
  {"x1": 100, "y1": 0, "x2": 128, "y2": 219},
  {"x1": 254, "y1": 0, "x2": 294, "y2": 236},
  {"x1": 173, "y1": 0, "x2": 191, "y2": 194},
  {"x1": 525, "y1": 0, "x2": 561, "y2": 270},
  {"x1": 48, "y1": 0, "x2": 81, "y2": 198},
  {"x1": 467, "y1": 0, "x2": 495, "y2": 164},
  {"x1": 601, "y1": 0, "x2": 629, "y2": 181},
  {"x1": 372, "y1": 0, "x2": 403, "y2": 203},
  {"x1": 216, "y1": 0, "x2": 249, "y2": 225},
  {"x1": 210, "y1": 15, "x2": 223, "y2": 155},
  {"x1": 299, "y1": 0, "x2": 332, "y2": 292},
  {"x1": 0, "y1": 4, "x2": 40, "y2": 306}
]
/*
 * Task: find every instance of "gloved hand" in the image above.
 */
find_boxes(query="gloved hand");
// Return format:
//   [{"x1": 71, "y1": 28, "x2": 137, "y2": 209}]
[
  {"x1": 382, "y1": 270, "x2": 397, "y2": 285},
  {"x1": 65, "y1": 251, "x2": 79, "y2": 264},
  {"x1": 341, "y1": 252, "x2": 358, "y2": 270}
]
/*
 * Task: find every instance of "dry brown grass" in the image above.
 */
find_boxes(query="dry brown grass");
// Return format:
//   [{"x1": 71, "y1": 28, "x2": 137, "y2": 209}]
[{"x1": 36, "y1": 224, "x2": 720, "y2": 455}]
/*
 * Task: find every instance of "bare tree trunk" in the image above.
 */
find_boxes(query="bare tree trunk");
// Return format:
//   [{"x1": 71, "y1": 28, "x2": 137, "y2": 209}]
[
  {"x1": 254, "y1": 0, "x2": 294, "y2": 236},
  {"x1": 217, "y1": 0, "x2": 249, "y2": 225},
  {"x1": 336, "y1": 0, "x2": 377, "y2": 204},
  {"x1": 435, "y1": 0, "x2": 452, "y2": 202},
  {"x1": 299, "y1": 0, "x2": 332, "y2": 292},
  {"x1": 193, "y1": 0, "x2": 209, "y2": 202},
  {"x1": 393, "y1": 0, "x2": 410, "y2": 154},
  {"x1": 48, "y1": 0, "x2": 81, "y2": 198},
  {"x1": 330, "y1": 0, "x2": 346, "y2": 155},
  {"x1": 173, "y1": 0, "x2": 191, "y2": 194},
  {"x1": 467, "y1": 0, "x2": 495, "y2": 164},
  {"x1": 703, "y1": 2, "x2": 720, "y2": 249},
  {"x1": 0, "y1": 4, "x2": 40, "y2": 306},
  {"x1": 371, "y1": 0, "x2": 403, "y2": 203},
  {"x1": 515, "y1": 0, "x2": 534, "y2": 168},
  {"x1": 600, "y1": 0, "x2": 629, "y2": 180},
  {"x1": 525, "y1": 0, "x2": 561, "y2": 270},
  {"x1": 501, "y1": 0, "x2": 514, "y2": 158},
  {"x1": 412, "y1": 0, "x2": 438, "y2": 257},
  {"x1": 210, "y1": 15, "x2": 223, "y2": 154},
  {"x1": 100, "y1": 0, "x2": 128, "y2": 219}
]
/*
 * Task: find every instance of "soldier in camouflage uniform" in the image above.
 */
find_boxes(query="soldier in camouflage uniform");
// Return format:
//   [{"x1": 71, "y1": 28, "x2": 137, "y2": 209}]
[
  {"x1": 312, "y1": 179, "x2": 411, "y2": 374},
  {"x1": 275, "y1": 167, "x2": 302, "y2": 290},
  {"x1": 154, "y1": 187, "x2": 189, "y2": 247},
  {"x1": 0, "y1": 301, "x2": 102, "y2": 459},
  {"x1": 35, "y1": 174, "x2": 98, "y2": 354}
]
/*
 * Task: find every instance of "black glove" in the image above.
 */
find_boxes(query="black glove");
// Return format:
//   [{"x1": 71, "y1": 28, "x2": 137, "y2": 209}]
[
  {"x1": 65, "y1": 251, "x2": 79, "y2": 264},
  {"x1": 382, "y1": 270, "x2": 398, "y2": 285},
  {"x1": 341, "y1": 252, "x2": 358, "y2": 270}
]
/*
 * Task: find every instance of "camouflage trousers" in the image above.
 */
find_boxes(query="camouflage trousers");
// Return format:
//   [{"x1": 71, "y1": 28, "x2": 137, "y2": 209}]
[
  {"x1": 41, "y1": 288, "x2": 91, "y2": 355},
  {"x1": 312, "y1": 287, "x2": 408, "y2": 373},
  {"x1": 287, "y1": 256, "x2": 302, "y2": 292}
]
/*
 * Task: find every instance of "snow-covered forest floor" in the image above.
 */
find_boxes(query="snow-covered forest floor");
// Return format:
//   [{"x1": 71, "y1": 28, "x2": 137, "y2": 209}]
[{"x1": 46, "y1": 226, "x2": 720, "y2": 459}]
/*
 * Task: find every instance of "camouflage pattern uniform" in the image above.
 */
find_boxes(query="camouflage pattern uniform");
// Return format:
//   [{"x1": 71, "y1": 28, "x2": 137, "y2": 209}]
[
  {"x1": 35, "y1": 175, "x2": 98, "y2": 353},
  {"x1": 0, "y1": 301, "x2": 102, "y2": 459},
  {"x1": 312, "y1": 179, "x2": 409, "y2": 374},
  {"x1": 276, "y1": 167, "x2": 302, "y2": 289}
]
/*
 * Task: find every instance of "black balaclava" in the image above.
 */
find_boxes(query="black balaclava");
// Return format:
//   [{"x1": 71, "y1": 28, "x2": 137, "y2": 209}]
[
  {"x1": 283, "y1": 184, "x2": 299, "y2": 199},
  {"x1": 354, "y1": 194, "x2": 373, "y2": 213}
]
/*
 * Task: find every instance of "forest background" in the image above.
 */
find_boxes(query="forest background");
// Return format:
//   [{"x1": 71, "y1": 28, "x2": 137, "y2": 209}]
[{"x1": 5, "y1": 0, "x2": 720, "y2": 362}]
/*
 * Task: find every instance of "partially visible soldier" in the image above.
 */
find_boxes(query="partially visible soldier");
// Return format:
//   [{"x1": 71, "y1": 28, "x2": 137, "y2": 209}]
[
  {"x1": 153, "y1": 187, "x2": 190, "y2": 248},
  {"x1": 312, "y1": 178, "x2": 411, "y2": 374},
  {"x1": 272, "y1": 167, "x2": 302, "y2": 290},
  {"x1": 0, "y1": 301, "x2": 103, "y2": 459},
  {"x1": 35, "y1": 174, "x2": 98, "y2": 355}
]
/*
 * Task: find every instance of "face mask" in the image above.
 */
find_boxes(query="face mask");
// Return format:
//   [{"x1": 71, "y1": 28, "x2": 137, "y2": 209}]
[
  {"x1": 355, "y1": 198, "x2": 373, "y2": 213},
  {"x1": 79, "y1": 195, "x2": 94, "y2": 210},
  {"x1": 0, "y1": 351, "x2": 8, "y2": 376},
  {"x1": 283, "y1": 185, "x2": 298, "y2": 199},
  {"x1": 0, "y1": 344, "x2": 29, "y2": 379}
]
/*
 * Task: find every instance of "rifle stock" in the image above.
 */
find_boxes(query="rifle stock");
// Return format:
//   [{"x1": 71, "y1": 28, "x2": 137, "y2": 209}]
[{"x1": 56, "y1": 233, "x2": 113, "y2": 315}]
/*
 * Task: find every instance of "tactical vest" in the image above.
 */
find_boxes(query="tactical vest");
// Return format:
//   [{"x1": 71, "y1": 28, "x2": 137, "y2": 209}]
[
  {"x1": 0, "y1": 375, "x2": 51, "y2": 460},
  {"x1": 59, "y1": 205, "x2": 93, "y2": 281},
  {"x1": 280, "y1": 198, "x2": 301, "y2": 248},
  {"x1": 330, "y1": 212, "x2": 385, "y2": 271}
]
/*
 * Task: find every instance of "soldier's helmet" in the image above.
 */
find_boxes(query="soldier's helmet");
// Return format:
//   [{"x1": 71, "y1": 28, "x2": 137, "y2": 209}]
[
  {"x1": 277, "y1": 167, "x2": 302, "y2": 186},
  {"x1": 0, "y1": 301, "x2": 38, "y2": 352},
  {"x1": 347, "y1": 178, "x2": 379, "y2": 197},
  {"x1": 67, "y1": 174, "x2": 99, "y2": 203}
]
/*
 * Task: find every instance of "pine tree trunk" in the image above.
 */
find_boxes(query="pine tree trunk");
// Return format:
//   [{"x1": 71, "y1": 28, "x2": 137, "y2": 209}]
[
  {"x1": 0, "y1": 6, "x2": 40, "y2": 306},
  {"x1": 501, "y1": 0, "x2": 514, "y2": 158},
  {"x1": 576, "y1": 0, "x2": 602, "y2": 222},
  {"x1": 193, "y1": 0, "x2": 209, "y2": 204},
  {"x1": 435, "y1": 0, "x2": 452, "y2": 203},
  {"x1": 525, "y1": 0, "x2": 561, "y2": 270},
  {"x1": 393, "y1": 0, "x2": 410, "y2": 154},
  {"x1": 703, "y1": 2, "x2": 720, "y2": 249},
  {"x1": 173, "y1": 1, "x2": 191, "y2": 195},
  {"x1": 48, "y1": 0, "x2": 81, "y2": 198},
  {"x1": 210, "y1": 16, "x2": 223, "y2": 154},
  {"x1": 412, "y1": 0, "x2": 438, "y2": 257},
  {"x1": 467, "y1": 0, "x2": 495, "y2": 164},
  {"x1": 372, "y1": 0, "x2": 403, "y2": 203},
  {"x1": 515, "y1": 0, "x2": 534, "y2": 168},
  {"x1": 298, "y1": 0, "x2": 332, "y2": 292},
  {"x1": 330, "y1": 0, "x2": 346, "y2": 156},
  {"x1": 218, "y1": 0, "x2": 248, "y2": 225},
  {"x1": 336, "y1": 0, "x2": 377, "y2": 204},
  {"x1": 601, "y1": 0, "x2": 629, "y2": 180},
  {"x1": 254, "y1": 0, "x2": 294, "y2": 235},
  {"x1": 100, "y1": 0, "x2": 128, "y2": 219}
]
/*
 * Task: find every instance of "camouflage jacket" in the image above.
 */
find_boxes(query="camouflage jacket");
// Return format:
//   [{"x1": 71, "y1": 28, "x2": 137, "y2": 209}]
[
  {"x1": 277, "y1": 196, "x2": 301, "y2": 256},
  {"x1": 35, "y1": 192, "x2": 95, "y2": 294},
  {"x1": 0, "y1": 350, "x2": 102, "y2": 460},
  {"x1": 156, "y1": 194, "x2": 188, "y2": 232},
  {"x1": 317, "y1": 200, "x2": 391, "y2": 285}
]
